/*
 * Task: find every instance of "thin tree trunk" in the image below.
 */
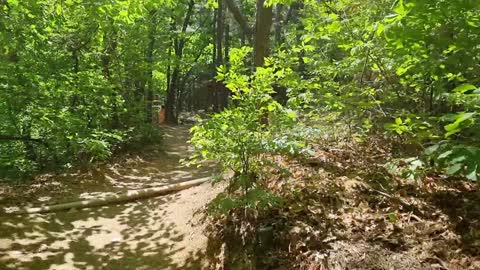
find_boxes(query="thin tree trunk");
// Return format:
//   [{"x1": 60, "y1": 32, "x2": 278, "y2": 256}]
[
  {"x1": 70, "y1": 49, "x2": 80, "y2": 108},
  {"x1": 222, "y1": 15, "x2": 231, "y2": 109},
  {"x1": 165, "y1": 0, "x2": 195, "y2": 124},
  {"x1": 225, "y1": 0, "x2": 252, "y2": 40},
  {"x1": 101, "y1": 26, "x2": 121, "y2": 128},
  {"x1": 214, "y1": 0, "x2": 225, "y2": 112},
  {"x1": 166, "y1": 44, "x2": 172, "y2": 101},
  {"x1": 253, "y1": 0, "x2": 274, "y2": 67},
  {"x1": 145, "y1": 9, "x2": 157, "y2": 124},
  {"x1": 225, "y1": 16, "x2": 230, "y2": 65},
  {"x1": 212, "y1": 8, "x2": 217, "y2": 69},
  {"x1": 217, "y1": 0, "x2": 224, "y2": 66},
  {"x1": 166, "y1": 61, "x2": 179, "y2": 124},
  {"x1": 291, "y1": 2, "x2": 305, "y2": 75},
  {"x1": 274, "y1": 5, "x2": 283, "y2": 45}
]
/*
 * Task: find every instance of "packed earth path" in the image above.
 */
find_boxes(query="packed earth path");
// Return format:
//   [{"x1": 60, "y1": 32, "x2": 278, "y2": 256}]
[{"x1": 0, "y1": 126, "x2": 222, "y2": 270}]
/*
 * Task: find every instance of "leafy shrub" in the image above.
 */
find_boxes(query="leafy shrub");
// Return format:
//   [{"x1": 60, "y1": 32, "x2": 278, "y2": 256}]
[
  {"x1": 189, "y1": 47, "x2": 305, "y2": 215},
  {"x1": 76, "y1": 130, "x2": 124, "y2": 162},
  {"x1": 426, "y1": 142, "x2": 480, "y2": 181}
]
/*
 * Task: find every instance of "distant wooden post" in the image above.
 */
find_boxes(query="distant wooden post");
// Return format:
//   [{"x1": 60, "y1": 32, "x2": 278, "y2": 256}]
[{"x1": 159, "y1": 106, "x2": 166, "y2": 124}]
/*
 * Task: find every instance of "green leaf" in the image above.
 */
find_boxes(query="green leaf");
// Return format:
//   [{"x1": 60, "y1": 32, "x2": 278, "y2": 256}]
[
  {"x1": 267, "y1": 102, "x2": 277, "y2": 112},
  {"x1": 393, "y1": 0, "x2": 405, "y2": 15},
  {"x1": 467, "y1": 21, "x2": 479, "y2": 28},
  {"x1": 395, "y1": 117, "x2": 403, "y2": 125},
  {"x1": 444, "y1": 112, "x2": 476, "y2": 137},
  {"x1": 453, "y1": 84, "x2": 476, "y2": 93},
  {"x1": 7, "y1": 0, "x2": 18, "y2": 7},
  {"x1": 424, "y1": 144, "x2": 440, "y2": 155},
  {"x1": 445, "y1": 129, "x2": 461, "y2": 138},
  {"x1": 437, "y1": 150, "x2": 453, "y2": 160},
  {"x1": 55, "y1": 4, "x2": 63, "y2": 15},
  {"x1": 286, "y1": 110, "x2": 297, "y2": 120},
  {"x1": 376, "y1": 23, "x2": 385, "y2": 36},
  {"x1": 446, "y1": 163, "x2": 463, "y2": 175},
  {"x1": 396, "y1": 65, "x2": 413, "y2": 76},
  {"x1": 384, "y1": 123, "x2": 396, "y2": 130},
  {"x1": 466, "y1": 164, "x2": 478, "y2": 181},
  {"x1": 388, "y1": 212, "x2": 397, "y2": 222}
]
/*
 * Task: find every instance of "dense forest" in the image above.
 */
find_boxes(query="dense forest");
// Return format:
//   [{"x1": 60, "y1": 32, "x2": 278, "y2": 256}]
[
  {"x1": 1, "y1": 0, "x2": 479, "y2": 181},
  {"x1": 1, "y1": 0, "x2": 479, "y2": 269}
]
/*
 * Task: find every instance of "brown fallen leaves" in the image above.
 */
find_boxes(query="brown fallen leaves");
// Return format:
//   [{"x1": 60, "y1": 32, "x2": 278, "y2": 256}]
[
  {"x1": 202, "y1": 135, "x2": 479, "y2": 270},
  {"x1": 255, "y1": 139, "x2": 480, "y2": 270}
]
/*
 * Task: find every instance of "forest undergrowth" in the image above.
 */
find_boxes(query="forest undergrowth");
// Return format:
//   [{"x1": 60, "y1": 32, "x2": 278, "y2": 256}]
[
  {"x1": 2, "y1": 0, "x2": 480, "y2": 269},
  {"x1": 199, "y1": 121, "x2": 480, "y2": 270}
]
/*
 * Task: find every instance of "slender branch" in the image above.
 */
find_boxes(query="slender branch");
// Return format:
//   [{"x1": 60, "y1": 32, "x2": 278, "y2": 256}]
[
  {"x1": 224, "y1": 0, "x2": 253, "y2": 38},
  {"x1": 178, "y1": 0, "x2": 196, "y2": 51},
  {"x1": 0, "y1": 135, "x2": 48, "y2": 146}
]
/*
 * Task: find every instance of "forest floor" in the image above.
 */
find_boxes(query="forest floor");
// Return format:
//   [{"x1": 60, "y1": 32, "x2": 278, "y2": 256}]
[
  {"x1": 1, "y1": 125, "x2": 480, "y2": 270},
  {"x1": 0, "y1": 125, "x2": 223, "y2": 270},
  {"x1": 215, "y1": 134, "x2": 480, "y2": 270}
]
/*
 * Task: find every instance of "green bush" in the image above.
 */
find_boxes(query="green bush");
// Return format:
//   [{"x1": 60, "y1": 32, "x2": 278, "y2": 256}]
[{"x1": 189, "y1": 47, "x2": 305, "y2": 214}]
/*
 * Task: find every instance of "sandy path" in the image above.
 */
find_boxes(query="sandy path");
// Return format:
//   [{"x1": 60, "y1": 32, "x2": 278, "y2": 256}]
[{"x1": 0, "y1": 126, "x2": 221, "y2": 270}]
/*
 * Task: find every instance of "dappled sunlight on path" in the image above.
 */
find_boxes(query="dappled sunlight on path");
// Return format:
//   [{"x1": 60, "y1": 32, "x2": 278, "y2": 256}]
[{"x1": 0, "y1": 126, "x2": 220, "y2": 270}]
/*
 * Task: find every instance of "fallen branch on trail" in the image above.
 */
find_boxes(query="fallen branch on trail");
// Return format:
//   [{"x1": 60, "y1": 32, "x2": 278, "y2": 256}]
[{"x1": 6, "y1": 177, "x2": 210, "y2": 215}]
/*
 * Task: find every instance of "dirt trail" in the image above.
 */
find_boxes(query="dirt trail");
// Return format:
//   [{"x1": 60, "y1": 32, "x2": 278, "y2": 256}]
[{"x1": 0, "y1": 126, "x2": 221, "y2": 270}]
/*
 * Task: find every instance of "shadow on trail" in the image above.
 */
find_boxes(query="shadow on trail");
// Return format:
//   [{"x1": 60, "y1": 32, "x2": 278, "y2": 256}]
[
  {"x1": 427, "y1": 188, "x2": 480, "y2": 255},
  {"x1": 0, "y1": 125, "x2": 217, "y2": 270},
  {"x1": 0, "y1": 193, "x2": 203, "y2": 269}
]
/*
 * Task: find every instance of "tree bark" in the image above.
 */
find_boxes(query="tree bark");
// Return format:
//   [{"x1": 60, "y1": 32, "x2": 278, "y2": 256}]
[
  {"x1": 224, "y1": 0, "x2": 252, "y2": 39},
  {"x1": 216, "y1": 0, "x2": 224, "y2": 66},
  {"x1": 145, "y1": 9, "x2": 157, "y2": 124},
  {"x1": 225, "y1": 16, "x2": 230, "y2": 65},
  {"x1": 253, "y1": 0, "x2": 274, "y2": 67},
  {"x1": 165, "y1": 0, "x2": 195, "y2": 124},
  {"x1": 214, "y1": 0, "x2": 225, "y2": 112},
  {"x1": 274, "y1": 5, "x2": 283, "y2": 45},
  {"x1": 290, "y1": 2, "x2": 306, "y2": 75},
  {"x1": 221, "y1": 16, "x2": 231, "y2": 109}
]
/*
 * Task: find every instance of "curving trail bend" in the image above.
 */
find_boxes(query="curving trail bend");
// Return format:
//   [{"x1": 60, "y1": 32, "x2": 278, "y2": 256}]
[{"x1": 0, "y1": 126, "x2": 221, "y2": 270}]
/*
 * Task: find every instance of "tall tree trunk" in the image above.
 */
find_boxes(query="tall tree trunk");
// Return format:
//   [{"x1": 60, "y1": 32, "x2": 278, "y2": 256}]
[
  {"x1": 165, "y1": 38, "x2": 180, "y2": 124},
  {"x1": 214, "y1": 0, "x2": 225, "y2": 112},
  {"x1": 70, "y1": 49, "x2": 81, "y2": 111},
  {"x1": 225, "y1": 0, "x2": 252, "y2": 40},
  {"x1": 145, "y1": 10, "x2": 157, "y2": 124},
  {"x1": 291, "y1": 2, "x2": 305, "y2": 75},
  {"x1": 253, "y1": 0, "x2": 274, "y2": 67},
  {"x1": 221, "y1": 15, "x2": 230, "y2": 109},
  {"x1": 274, "y1": 5, "x2": 283, "y2": 45},
  {"x1": 216, "y1": 0, "x2": 224, "y2": 66},
  {"x1": 210, "y1": 8, "x2": 217, "y2": 111},
  {"x1": 22, "y1": 123, "x2": 36, "y2": 164},
  {"x1": 225, "y1": 16, "x2": 230, "y2": 65},
  {"x1": 177, "y1": 45, "x2": 207, "y2": 114},
  {"x1": 212, "y1": 8, "x2": 217, "y2": 69},
  {"x1": 101, "y1": 25, "x2": 120, "y2": 128},
  {"x1": 165, "y1": 0, "x2": 195, "y2": 124},
  {"x1": 166, "y1": 43, "x2": 172, "y2": 101}
]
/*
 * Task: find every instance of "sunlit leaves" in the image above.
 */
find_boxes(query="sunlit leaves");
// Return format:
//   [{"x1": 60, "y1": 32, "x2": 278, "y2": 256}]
[
  {"x1": 444, "y1": 112, "x2": 476, "y2": 138},
  {"x1": 189, "y1": 48, "x2": 303, "y2": 214},
  {"x1": 453, "y1": 84, "x2": 477, "y2": 94},
  {"x1": 426, "y1": 142, "x2": 480, "y2": 181},
  {"x1": 0, "y1": 0, "x2": 175, "y2": 178},
  {"x1": 7, "y1": 0, "x2": 19, "y2": 7}
]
